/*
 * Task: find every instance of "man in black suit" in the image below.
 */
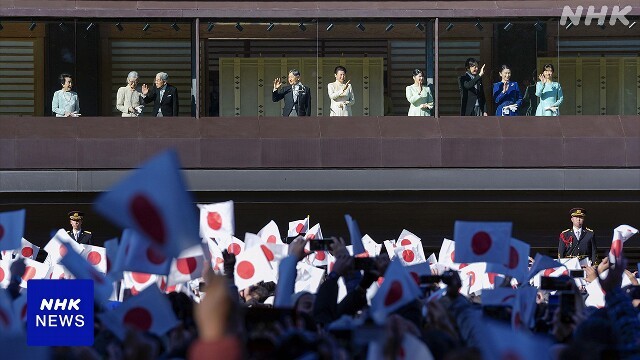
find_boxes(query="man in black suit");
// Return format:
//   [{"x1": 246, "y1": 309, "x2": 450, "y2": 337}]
[
  {"x1": 558, "y1": 208, "x2": 597, "y2": 263},
  {"x1": 141, "y1": 72, "x2": 179, "y2": 117},
  {"x1": 272, "y1": 69, "x2": 312, "y2": 117},
  {"x1": 67, "y1": 211, "x2": 93, "y2": 245},
  {"x1": 458, "y1": 58, "x2": 487, "y2": 116}
]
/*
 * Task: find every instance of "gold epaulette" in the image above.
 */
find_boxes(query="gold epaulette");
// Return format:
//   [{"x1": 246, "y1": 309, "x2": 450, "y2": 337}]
[
  {"x1": 561, "y1": 229, "x2": 571, "y2": 233},
  {"x1": 585, "y1": 228, "x2": 593, "y2": 232}
]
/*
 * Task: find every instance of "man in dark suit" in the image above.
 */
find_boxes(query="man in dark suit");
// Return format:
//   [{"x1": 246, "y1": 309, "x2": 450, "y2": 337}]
[
  {"x1": 141, "y1": 72, "x2": 179, "y2": 117},
  {"x1": 272, "y1": 69, "x2": 312, "y2": 116},
  {"x1": 67, "y1": 211, "x2": 93, "y2": 245},
  {"x1": 458, "y1": 58, "x2": 487, "y2": 116},
  {"x1": 558, "y1": 208, "x2": 597, "y2": 263}
]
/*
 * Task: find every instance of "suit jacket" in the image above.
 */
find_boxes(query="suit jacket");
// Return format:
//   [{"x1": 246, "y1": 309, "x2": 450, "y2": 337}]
[
  {"x1": 272, "y1": 84, "x2": 312, "y2": 116},
  {"x1": 143, "y1": 84, "x2": 179, "y2": 117},
  {"x1": 458, "y1": 73, "x2": 486, "y2": 116},
  {"x1": 67, "y1": 229, "x2": 93, "y2": 246},
  {"x1": 558, "y1": 228, "x2": 597, "y2": 263}
]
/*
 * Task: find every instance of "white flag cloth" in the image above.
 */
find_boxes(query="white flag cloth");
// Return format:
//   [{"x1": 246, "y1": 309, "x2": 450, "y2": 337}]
[
  {"x1": 0, "y1": 259, "x2": 11, "y2": 287},
  {"x1": 454, "y1": 221, "x2": 512, "y2": 265},
  {"x1": 46, "y1": 264, "x2": 68, "y2": 280},
  {"x1": 20, "y1": 258, "x2": 50, "y2": 288},
  {"x1": 609, "y1": 224, "x2": 638, "y2": 263},
  {"x1": 383, "y1": 240, "x2": 397, "y2": 259},
  {"x1": 234, "y1": 246, "x2": 273, "y2": 290},
  {"x1": 362, "y1": 235, "x2": 382, "y2": 257},
  {"x1": 0, "y1": 209, "x2": 26, "y2": 252},
  {"x1": 167, "y1": 245, "x2": 205, "y2": 286},
  {"x1": 122, "y1": 271, "x2": 164, "y2": 295},
  {"x1": 527, "y1": 253, "x2": 563, "y2": 281},
  {"x1": 294, "y1": 262, "x2": 324, "y2": 294},
  {"x1": 511, "y1": 286, "x2": 537, "y2": 330},
  {"x1": 394, "y1": 245, "x2": 426, "y2": 266},
  {"x1": 215, "y1": 233, "x2": 245, "y2": 257},
  {"x1": 198, "y1": 201, "x2": 235, "y2": 239},
  {"x1": 116, "y1": 229, "x2": 172, "y2": 276},
  {"x1": 94, "y1": 150, "x2": 200, "y2": 259},
  {"x1": 481, "y1": 288, "x2": 517, "y2": 306},
  {"x1": 257, "y1": 221, "x2": 284, "y2": 245},
  {"x1": 15, "y1": 238, "x2": 39, "y2": 260},
  {"x1": 203, "y1": 238, "x2": 225, "y2": 272},
  {"x1": 243, "y1": 232, "x2": 262, "y2": 250},
  {"x1": 370, "y1": 260, "x2": 421, "y2": 324},
  {"x1": 60, "y1": 242, "x2": 113, "y2": 303},
  {"x1": 305, "y1": 223, "x2": 323, "y2": 240},
  {"x1": 0, "y1": 289, "x2": 21, "y2": 334},
  {"x1": 262, "y1": 243, "x2": 288, "y2": 278},
  {"x1": 437, "y1": 238, "x2": 465, "y2": 270},
  {"x1": 396, "y1": 229, "x2": 426, "y2": 260},
  {"x1": 43, "y1": 229, "x2": 85, "y2": 265},
  {"x1": 98, "y1": 285, "x2": 179, "y2": 340},
  {"x1": 288, "y1": 217, "x2": 309, "y2": 237},
  {"x1": 486, "y1": 238, "x2": 530, "y2": 283},
  {"x1": 585, "y1": 278, "x2": 606, "y2": 308},
  {"x1": 480, "y1": 321, "x2": 552, "y2": 360},
  {"x1": 460, "y1": 262, "x2": 487, "y2": 295},
  {"x1": 81, "y1": 245, "x2": 108, "y2": 274},
  {"x1": 305, "y1": 250, "x2": 329, "y2": 267}
]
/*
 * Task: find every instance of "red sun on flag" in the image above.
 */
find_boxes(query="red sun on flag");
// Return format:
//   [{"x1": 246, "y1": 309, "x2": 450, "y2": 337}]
[
  {"x1": 132, "y1": 272, "x2": 151, "y2": 283},
  {"x1": 611, "y1": 239, "x2": 622, "y2": 257},
  {"x1": 129, "y1": 194, "x2": 166, "y2": 245},
  {"x1": 22, "y1": 247, "x2": 33, "y2": 258},
  {"x1": 228, "y1": 243, "x2": 241, "y2": 255},
  {"x1": 87, "y1": 251, "x2": 102, "y2": 265},
  {"x1": 295, "y1": 223, "x2": 304, "y2": 233},
  {"x1": 384, "y1": 280, "x2": 403, "y2": 306},
  {"x1": 400, "y1": 239, "x2": 412, "y2": 246},
  {"x1": 237, "y1": 261, "x2": 255, "y2": 279},
  {"x1": 471, "y1": 231, "x2": 492, "y2": 255},
  {"x1": 267, "y1": 235, "x2": 277, "y2": 244},
  {"x1": 0, "y1": 267, "x2": 4, "y2": 282},
  {"x1": 543, "y1": 268, "x2": 555, "y2": 277},
  {"x1": 402, "y1": 249, "x2": 415, "y2": 263},
  {"x1": 260, "y1": 245, "x2": 274, "y2": 261},
  {"x1": 146, "y1": 247, "x2": 166, "y2": 265},
  {"x1": 59, "y1": 245, "x2": 68, "y2": 257},
  {"x1": 176, "y1": 257, "x2": 198, "y2": 275},
  {"x1": 207, "y1": 212, "x2": 222, "y2": 230},
  {"x1": 22, "y1": 266, "x2": 36, "y2": 281},
  {"x1": 123, "y1": 307, "x2": 153, "y2": 331},
  {"x1": 315, "y1": 251, "x2": 326, "y2": 261},
  {"x1": 508, "y1": 246, "x2": 519, "y2": 269}
]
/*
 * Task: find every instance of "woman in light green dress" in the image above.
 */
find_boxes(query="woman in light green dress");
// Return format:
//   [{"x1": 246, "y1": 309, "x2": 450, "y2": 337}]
[
  {"x1": 405, "y1": 69, "x2": 434, "y2": 116},
  {"x1": 535, "y1": 63, "x2": 563, "y2": 116}
]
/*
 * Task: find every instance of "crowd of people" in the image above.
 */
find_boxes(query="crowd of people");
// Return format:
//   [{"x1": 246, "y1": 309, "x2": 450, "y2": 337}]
[
  {"x1": 51, "y1": 57, "x2": 564, "y2": 118},
  {"x1": 1, "y1": 205, "x2": 639, "y2": 360}
]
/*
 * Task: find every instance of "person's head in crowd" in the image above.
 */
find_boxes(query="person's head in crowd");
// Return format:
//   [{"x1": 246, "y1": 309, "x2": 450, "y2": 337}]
[
  {"x1": 59, "y1": 73, "x2": 73, "y2": 92},
  {"x1": 569, "y1": 207, "x2": 586, "y2": 229},
  {"x1": 412, "y1": 68, "x2": 425, "y2": 86},
  {"x1": 288, "y1": 69, "x2": 301, "y2": 85},
  {"x1": 465, "y1": 58, "x2": 479, "y2": 75},
  {"x1": 127, "y1": 71, "x2": 139, "y2": 89},
  {"x1": 68, "y1": 211, "x2": 84, "y2": 231},
  {"x1": 499, "y1": 64, "x2": 512, "y2": 82},
  {"x1": 541, "y1": 63, "x2": 555, "y2": 81},
  {"x1": 334, "y1": 66, "x2": 347, "y2": 84},
  {"x1": 292, "y1": 291, "x2": 315, "y2": 316},
  {"x1": 154, "y1": 72, "x2": 168, "y2": 89}
]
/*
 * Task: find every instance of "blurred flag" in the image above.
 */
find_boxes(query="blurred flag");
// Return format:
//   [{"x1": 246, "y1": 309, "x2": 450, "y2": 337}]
[
  {"x1": 454, "y1": 221, "x2": 512, "y2": 264},
  {"x1": 288, "y1": 217, "x2": 309, "y2": 237},
  {"x1": 198, "y1": 201, "x2": 235, "y2": 239},
  {"x1": 0, "y1": 209, "x2": 25, "y2": 252},
  {"x1": 370, "y1": 260, "x2": 421, "y2": 324},
  {"x1": 609, "y1": 224, "x2": 638, "y2": 263}
]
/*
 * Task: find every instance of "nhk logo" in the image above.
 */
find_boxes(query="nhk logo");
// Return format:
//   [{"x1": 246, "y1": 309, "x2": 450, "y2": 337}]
[
  {"x1": 561, "y1": 5, "x2": 634, "y2": 27},
  {"x1": 27, "y1": 279, "x2": 94, "y2": 346}
]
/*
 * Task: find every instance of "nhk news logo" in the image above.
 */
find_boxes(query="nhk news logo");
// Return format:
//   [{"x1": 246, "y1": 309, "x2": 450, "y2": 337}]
[{"x1": 27, "y1": 279, "x2": 94, "y2": 346}]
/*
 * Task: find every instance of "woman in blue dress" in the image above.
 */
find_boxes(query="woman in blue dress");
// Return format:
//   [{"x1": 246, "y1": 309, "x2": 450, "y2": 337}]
[
  {"x1": 492, "y1": 65, "x2": 522, "y2": 116},
  {"x1": 535, "y1": 63, "x2": 563, "y2": 116}
]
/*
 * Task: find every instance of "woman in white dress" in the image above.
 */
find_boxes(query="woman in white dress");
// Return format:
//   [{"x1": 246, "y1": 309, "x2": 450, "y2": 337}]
[
  {"x1": 327, "y1": 66, "x2": 355, "y2": 116},
  {"x1": 51, "y1": 73, "x2": 80, "y2": 117},
  {"x1": 116, "y1": 71, "x2": 144, "y2": 117},
  {"x1": 405, "y1": 69, "x2": 434, "y2": 116}
]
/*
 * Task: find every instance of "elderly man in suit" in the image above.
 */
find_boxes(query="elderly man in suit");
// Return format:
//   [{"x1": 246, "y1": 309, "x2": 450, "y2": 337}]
[
  {"x1": 141, "y1": 72, "x2": 179, "y2": 117},
  {"x1": 272, "y1": 69, "x2": 312, "y2": 117},
  {"x1": 558, "y1": 208, "x2": 597, "y2": 264},
  {"x1": 458, "y1": 58, "x2": 487, "y2": 116},
  {"x1": 67, "y1": 211, "x2": 93, "y2": 245}
]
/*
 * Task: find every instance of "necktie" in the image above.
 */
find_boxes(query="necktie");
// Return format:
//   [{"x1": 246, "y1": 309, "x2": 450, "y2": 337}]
[{"x1": 575, "y1": 230, "x2": 580, "y2": 240}]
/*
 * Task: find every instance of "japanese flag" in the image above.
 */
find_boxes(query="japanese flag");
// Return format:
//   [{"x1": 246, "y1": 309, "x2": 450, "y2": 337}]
[
  {"x1": 14, "y1": 238, "x2": 39, "y2": 261},
  {"x1": 20, "y1": 258, "x2": 50, "y2": 288},
  {"x1": 585, "y1": 279, "x2": 605, "y2": 308},
  {"x1": 262, "y1": 243, "x2": 288, "y2": 278},
  {"x1": 305, "y1": 223, "x2": 323, "y2": 241},
  {"x1": 0, "y1": 259, "x2": 11, "y2": 287},
  {"x1": 486, "y1": 238, "x2": 530, "y2": 283},
  {"x1": 116, "y1": 229, "x2": 172, "y2": 276},
  {"x1": 383, "y1": 239, "x2": 397, "y2": 259},
  {"x1": 81, "y1": 245, "x2": 108, "y2": 274},
  {"x1": 460, "y1": 262, "x2": 487, "y2": 295},
  {"x1": 294, "y1": 262, "x2": 325, "y2": 294},
  {"x1": 305, "y1": 249, "x2": 329, "y2": 267},
  {"x1": 214, "y1": 233, "x2": 245, "y2": 257},
  {"x1": 203, "y1": 238, "x2": 225, "y2": 272},
  {"x1": 122, "y1": 271, "x2": 164, "y2": 296},
  {"x1": 394, "y1": 245, "x2": 425, "y2": 266},
  {"x1": 257, "y1": 220, "x2": 284, "y2": 245},
  {"x1": 0, "y1": 289, "x2": 21, "y2": 334},
  {"x1": 396, "y1": 229, "x2": 426, "y2": 261},
  {"x1": 234, "y1": 246, "x2": 274, "y2": 290},
  {"x1": 482, "y1": 272, "x2": 506, "y2": 290},
  {"x1": 103, "y1": 238, "x2": 119, "y2": 277},
  {"x1": 98, "y1": 285, "x2": 179, "y2": 341},
  {"x1": 0, "y1": 209, "x2": 25, "y2": 252},
  {"x1": 370, "y1": 260, "x2": 421, "y2": 324},
  {"x1": 362, "y1": 235, "x2": 382, "y2": 257},
  {"x1": 243, "y1": 232, "x2": 262, "y2": 250},
  {"x1": 481, "y1": 288, "x2": 517, "y2": 306},
  {"x1": 511, "y1": 286, "x2": 537, "y2": 331},
  {"x1": 198, "y1": 201, "x2": 235, "y2": 239},
  {"x1": 345, "y1": 214, "x2": 364, "y2": 255},
  {"x1": 437, "y1": 238, "x2": 467, "y2": 270},
  {"x1": 454, "y1": 221, "x2": 512, "y2": 265},
  {"x1": 404, "y1": 261, "x2": 431, "y2": 286},
  {"x1": 94, "y1": 150, "x2": 200, "y2": 259},
  {"x1": 609, "y1": 224, "x2": 638, "y2": 263},
  {"x1": 47, "y1": 264, "x2": 68, "y2": 280},
  {"x1": 43, "y1": 229, "x2": 85, "y2": 265},
  {"x1": 60, "y1": 242, "x2": 113, "y2": 303},
  {"x1": 480, "y1": 321, "x2": 551, "y2": 360},
  {"x1": 288, "y1": 217, "x2": 309, "y2": 237},
  {"x1": 167, "y1": 245, "x2": 205, "y2": 286},
  {"x1": 527, "y1": 253, "x2": 563, "y2": 281}
]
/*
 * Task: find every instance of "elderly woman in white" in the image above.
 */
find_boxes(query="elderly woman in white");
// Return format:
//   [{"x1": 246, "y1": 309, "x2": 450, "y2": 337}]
[
  {"x1": 327, "y1": 65, "x2": 355, "y2": 116},
  {"x1": 116, "y1": 71, "x2": 144, "y2": 117},
  {"x1": 52, "y1": 73, "x2": 80, "y2": 117}
]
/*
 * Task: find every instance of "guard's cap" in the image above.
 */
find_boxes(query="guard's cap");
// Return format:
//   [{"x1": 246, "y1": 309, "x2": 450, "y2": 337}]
[
  {"x1": 570, "y1": 208, "x2": 585, "y2": 217},
  {"x1": 68, "y1": 211, "x2": 84, "y2": 220}
]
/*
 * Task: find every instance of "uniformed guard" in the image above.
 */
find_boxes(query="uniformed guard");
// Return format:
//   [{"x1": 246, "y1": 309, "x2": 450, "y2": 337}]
[
  {"x1": 67, "y1": 211, "x2": 93, "y2": 245},
  {"x1": 558, "y1": 208, "x2": 597, "y2": 263}
]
